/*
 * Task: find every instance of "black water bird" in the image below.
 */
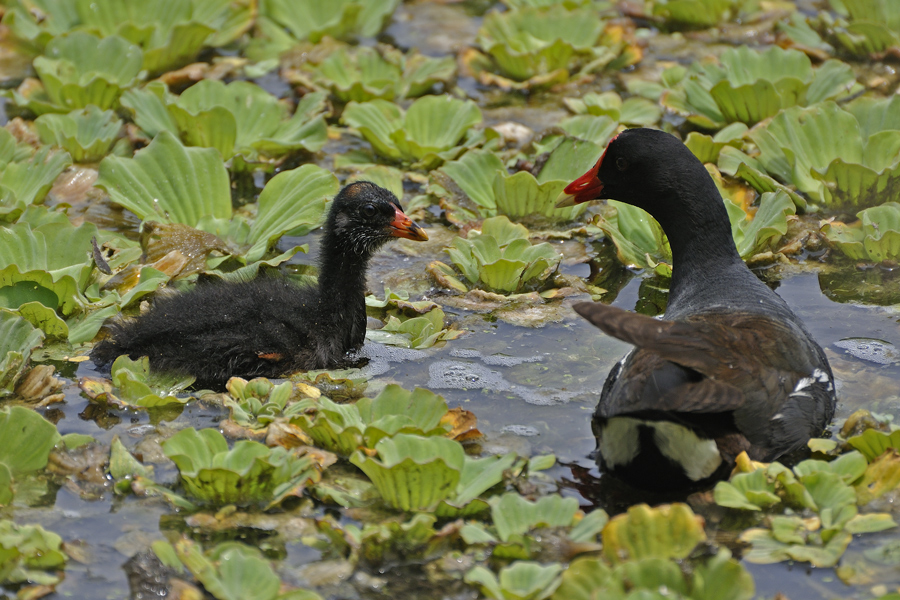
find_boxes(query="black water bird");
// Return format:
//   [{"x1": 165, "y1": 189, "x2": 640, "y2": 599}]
[
  {"x1": 557, "y1": 128, "x2": 835, "y2": 490},
  {"x1": 91, "y1": 182, "x2": 428, "y2": 382}
]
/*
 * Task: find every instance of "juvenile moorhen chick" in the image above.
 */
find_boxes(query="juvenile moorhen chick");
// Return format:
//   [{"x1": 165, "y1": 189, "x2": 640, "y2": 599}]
[
  {"x1": 557, "y1": 128, "x2": 835, "y2": 490},
  {"x1": 91, "y1": 182, "x2": 428, "y2": 382}
]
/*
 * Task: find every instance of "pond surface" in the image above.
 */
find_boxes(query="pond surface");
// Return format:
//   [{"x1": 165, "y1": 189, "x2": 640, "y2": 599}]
[{"x1": 12, "y1": 232, "x2": 900, "y2": 599}]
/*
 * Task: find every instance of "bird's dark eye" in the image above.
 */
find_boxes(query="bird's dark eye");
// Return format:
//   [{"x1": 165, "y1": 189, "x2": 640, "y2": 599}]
[
  {"x1": 362, "y1": 203, "x2": 377, "y2": 218},
  {"x1": 616, "y1": 157, "x2": 628, "y2": 171}
]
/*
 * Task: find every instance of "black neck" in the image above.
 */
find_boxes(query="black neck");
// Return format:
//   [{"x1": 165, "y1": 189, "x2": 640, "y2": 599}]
[{"x1": 646, "y1": 171, "x2": 748, "y2": 308}]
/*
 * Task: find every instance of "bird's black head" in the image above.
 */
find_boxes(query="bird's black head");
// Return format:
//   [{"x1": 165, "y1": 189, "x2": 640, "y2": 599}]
[
  {"x1": 556, "y1": 128, "x2": 715, "y2": 224},
  {"x1": 324, "y1": 181, "x2": 428, "y2": 258}
]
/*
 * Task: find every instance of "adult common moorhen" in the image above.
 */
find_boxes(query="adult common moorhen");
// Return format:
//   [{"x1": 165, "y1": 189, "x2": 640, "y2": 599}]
[
  {"x1": 557, "y1": 128, "x2": 835, "y2": 490},
  {"x1": 91, "y1": 182, "x2": 428, "y2": 382}
]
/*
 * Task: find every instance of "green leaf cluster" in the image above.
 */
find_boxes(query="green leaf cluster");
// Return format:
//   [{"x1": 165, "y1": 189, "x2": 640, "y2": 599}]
[
  {"x1": 350, "y1": 432, "x2": 516, "y2": 512},
  {"x1": 293, "y1": 384, "x2": 453, "y2": 456},
  {"x1": 161, "y1": 427, "x2": 318, "y2": 507},
  {"x1": 121, "y1": 81, "x2": 328, "y2": 165},
  {"x1": 431, "y1": 140, "x2": 601, "y2": 224},
  {"x1": 34, "y1": 105, "x2": 123, "y2": 163},
  {"x1": 0, "y1": 406, "x2": 60, "y2": 504},
  {"x1": 0, "y1": 520, "x2": 67, "y2": 586},
  {"x1": 649, "y1": 0, "x2": 737, "y2": 28},
  {"x1": 3, "y1": 0, "x2": 253, "y2": 74},
  {"x1": 441, "y1": 216, "x2": 560, "y2": 294},
  {"x1": 224, "y1": 377, "x2": 301, "y2": 430},
  {"x1": 714, "y1": 451, "x2": 899, "y2": 567},
  {"x1": 299, "y1": 44, "x2": 456, "y2": 103},
  {"x1": 258, "y1": 0, "x2": 400, "y2": 45},
  {"x1": 661, "y1": 46, "x2": 858, "y2": 129},
  {"x1": 749, "y1": 99, "x2": 900, "y2": 211},
  {"x1": 469, "y1": 6, "x2": 639, "y2": 87},
  {"x1": 823, "y1": 202, "x2": 900, "y2": 262},
  {"x1": 156, "y1": 538, "x2": 322, "y2": 600},
  {"x1": 342, "y1": 95, "x2": 482, "y2": 168}
]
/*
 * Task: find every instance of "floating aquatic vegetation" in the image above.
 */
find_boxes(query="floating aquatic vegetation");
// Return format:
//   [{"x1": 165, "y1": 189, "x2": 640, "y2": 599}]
[
  {"x1": 0, "y1": 148, "x2": 73, "y2": 222},
  {"x1": 715, "y1": 451, "x2": 898, "y2": 567},
  {"x1": 0, "y1": 312, "x2": 44, "y2": 397},
  {"x1": 78, "y1": 355, "x2": 194, "y2": 409},
  {"x1": 161, "y1": 427, "x2": 320, "y2": 507},
  {"x1": 222, "y1": 377, "x2": 305, "y2": 432},
  {"x1": 603, "y1": 503, "x2": 706, "y2": 562},
  {"x1": 430, "y1": 140, "x2": 602, "y2": 224},
  {"x1": 155, "y1": 538, "x2": 323, "y2": 600},
  {"x1": 0, "y1": 520, "x2": 67, "y2": 587},
  {"x1": 296, "y1": 43, "x2": 456, "y2": 103},
  {"x1": 661, "y1": 46, "x2": 858, "y2": 129},
  {"x1": 293, "y1": 385, "x2": 454, "y2": 456},
  {"x1": 551, "y1": 549, "x2": 754, "y2": 600},
  {"x1": 34, "y1": 106, "x2": 123, "y2": 163},
  {"x1": 5, "y1": 32, "x2": 144, "y2": 115},
  {"x1": 96, "y1": 132, "x2": 338, "y2": 264},
  {"x1": 781, "y1": 2, "x2": 900, "y2": 58},
  {"x1": 367, "y1": 306, "x2": 463, "y2": 349},
  {"x1": 465, "y1": 6, "x2": 639, "y2": 89},
  {"x1": 121, "y1": 82, "x2": 328, "y2": 167},
  {"x1": 683, "y1": 123, "x2": 748, "y2": 164},
  {"x1": 823, "y1": 203, "x2": 900, "y2": 262},
  {"x1": 563, "y1": 91, "x2": 661, "y2": 127},
  {"x1": 749, "y1": 101, "x2": 900, "y2": 211},
  {"x1": 258, "y1": 0, "x2": 400, "y2": 47},
  {"x1": 0, "y1": 406, "x2": 60, "y2": 503},
  {"x1": 435, "y1": 216, "x2": 560, "y2": 294},
  {"x1": 727, "y1": 191, "x2": 796, "y2": 258},
  {"x1": 350, "y1": 432, "x2": 515, "y2": 513},
  {"x1": 648, "y1": 0, "x2": 737, "y2": 28},
  {"x1": 465, "y1": 561, "x2": 564, "y2": 600},
  {"x1": 460, "y1": 492, "x2": 607, "y2": 559},
  {"x1": 2, "y1": 0, "x2": 252, "y2": 75},
  {"x1": 341, "y1": 95, "x2": 482, "y2": 168}
]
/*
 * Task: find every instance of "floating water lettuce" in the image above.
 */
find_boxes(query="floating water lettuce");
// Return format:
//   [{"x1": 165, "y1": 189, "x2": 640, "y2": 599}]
[
  {"x1": 258, "y1": 0, "x2": 400, "y2": 45},
  {"x1": 468, "y1": 7, "x2": 639, "y2": 88},
  {"x1": 430, "y1": 139, "x2": 602, "y2": 223},
  {"x1": 465, "y1": 561, "x2": 564, "y2": 600},
  {"x1": 96, "y1": 132, "x2": 338, "y2": 263},
  {"x1": 79, "y1": 355, "x2": 194, "y2": 409},
  {"x1": 294, "y1": 385, "x2": 453, "y2": 456},
  {"x1": 342, "y1": 96, "x2": 482, "y2": 168},
  {"x1": 0, "y1": 406, "x2": 60, "y2": 503},
  {"x1": 750, "y1": 101, "x2": 900, "y2": 211},
  {"x1": 6, "y1": 32, "x2": 144, "y2": 115},
  {"x1": 460, "y1": 492, "x2": 607, "y2": 560},
  {"x1": 661, "y1": 46, "x2": 858, "y2": 129},
  {"x1": 350, "y1": 433, "x2": 515, "y2": 512},
  {"x1": 223, "y1": 377, "x2": 303, "y2": 431},
  {"x1": 298, "y1": 43, "x2": 456, "y2": 103},
  {"x1": 563, "y1": 91, "x2": 661, "y2": 127},
  {"x1": 0, "y1": 520, "x2": 67, "y2": 586},
  {"x1": 784, "y1": 2, "x2": 900, "y2": 58},
  {"x1": 161, "y1": 427, "x2": 319, "y2": 507},
  {"x1": 35, "y1": 106, "x2": 123, "y2": 163},
  {"x1": 437, "y1": 216, "x2": 560, "y2": 294},
  {"x1": 603, "y1": 503, "x2": 706, "y2": 562},
  {"x1": 0, "y1": 218, "x2": 99, "y2": 317},
  {"x1": 121, "y1": 81, "x2": 328, "y2": 166},
  {"x1": 0, "y1": 143, "x2": 72, "y2": 221},
  {"x1": 0, "y1": 314, "x2": 44, "y2": 397},
  {"x1": 551, "y1": 550, "x2": 754, "y2": 600},
  {"x1": 715, "y1": 452, "x2": 898, "y2": 568},
  {"x1": 823, "y1": 203, "x2": 900, "y2": 262},
  {"x1": 649, "y1": 0, "x2": 736, "y2": 28},
  {"x1": 368, "y1": 306, "x2": 463, "y2": 349},
  {"x1": 157, "y1": 538, "x2": 323, "y2": 600}
]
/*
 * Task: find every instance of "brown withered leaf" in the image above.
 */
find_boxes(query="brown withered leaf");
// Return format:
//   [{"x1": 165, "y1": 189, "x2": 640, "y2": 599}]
[
  {"x1": 15, "y1": 364, "x2": 63, "y2": 401},
  {"x1": 141, "y1": 221, "x2": 230, "y2": 276},
  {"x1": 441, "y1": 407, "x2": 482, "y2": 442},
  {"x1": 266, "y1": 420, "x2": 314, "y2": 449}
]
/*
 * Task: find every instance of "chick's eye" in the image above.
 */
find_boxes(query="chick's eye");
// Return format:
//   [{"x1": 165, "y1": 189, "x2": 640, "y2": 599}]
[
  {"x1": 616, "y1": 157, "x2": 628, "y2": 171},
  {"x1": 362, "y1": 203, "x2": 377, "y2": 218}
]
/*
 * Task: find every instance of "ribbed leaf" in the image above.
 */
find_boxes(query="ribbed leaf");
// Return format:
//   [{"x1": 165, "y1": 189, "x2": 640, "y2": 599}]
[{"x1": 96, "y1": 130, "x2": 231, "y2": 226}]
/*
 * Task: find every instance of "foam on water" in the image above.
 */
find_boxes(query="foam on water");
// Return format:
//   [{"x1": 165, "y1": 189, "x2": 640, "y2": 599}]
[{"x1": 834, "y1": 338, "x2": 900, "y2": 366}]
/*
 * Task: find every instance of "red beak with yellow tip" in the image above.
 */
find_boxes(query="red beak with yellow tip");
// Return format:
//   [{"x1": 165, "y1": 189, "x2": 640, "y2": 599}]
[{"x1": 388, "y1": 206, "x2": 428, "y2": 241}]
